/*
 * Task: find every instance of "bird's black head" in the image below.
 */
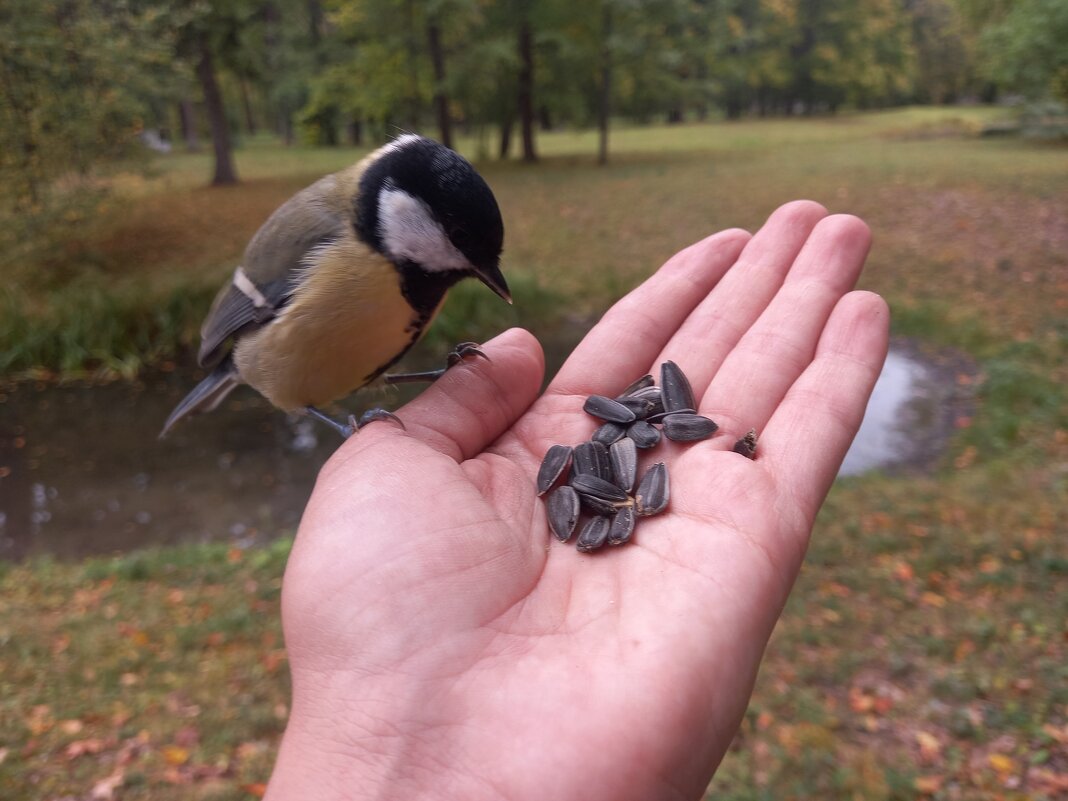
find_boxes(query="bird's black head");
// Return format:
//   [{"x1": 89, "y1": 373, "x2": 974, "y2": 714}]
[{"x1": 355, "y1": 135, "x2": 509, "y2": 302}]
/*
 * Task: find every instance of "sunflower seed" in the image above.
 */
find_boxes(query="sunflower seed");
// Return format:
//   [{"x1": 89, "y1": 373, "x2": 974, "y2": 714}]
[
  {"x1": 619, "y1": 385, "x2": 663, "y2": 402},
  {"x1": 546, "y1": 486, "x2": 580, "y2": 541},
  {"x1": 626, "y1": 420, "x2": 661, "y2": 449},
  {"x1": 618, "y1": 374, "x2": 654, "y2": 397},
  {"x1": 646, "y1": 407, "x2": 694, "y2": 424},
  {"x1": 583, "y1": 395, "x2": 637, "y2": 424},
  {"x1": 607, "y1": 505, "x2": 636, "y2": 545},
  {"x1": 537, "y1": 444, "x2": 573, "y2": 495},
  {"x1": 732, "y1": 429, "x2": 758, "y2": 459},
  {"x1": 576, "y1": 515, "x2": 611, "y2": 552},
  {"x1": 591, "y1": 421, "x2": 627, "y2": 446},
  {"x1": 570, "y1": 473, "x2": 629, "y2": 503},
  {"x1": 660, "y1": 360, "x2": 696, "y2": 413},
  {"x1": 572, "y1": 440, "x2": 610, "y2": 480},
  {"x1": 609, "y1": 437, "x2": 638, "y2": 492},
  {"x1": 662, "y1": 412, "x2": 718, "y2": 442},
  {"x1": 578, "y1": 493, "x2": 622, "y2": 516},
  {"x1": 635, "y1": 462, "x2": 670, "y2": 516},
  {"x1": 616, "y1": 396, "x2": 657, "y2": 419}
]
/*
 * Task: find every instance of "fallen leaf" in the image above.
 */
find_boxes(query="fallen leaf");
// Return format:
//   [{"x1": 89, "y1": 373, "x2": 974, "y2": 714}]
[
  {"x1": 916, "y1": 731, "x2": 942, "y2": 762},
  {"x1": 90, "y1": 769, "x2": 125, "y2": 801},
  {"x1": 920, "y1": 591, "x2": 946, "y2": 608},
  {"x1": 65, "y1": 738, "x2": 108, "y2": 759},
  {"x1": 59, "y1": 718, "x2": 84, "y2": 735},
  {"x1": 162, "y1": 745, "x2": 190, "y2": 766},
  {"x1": 914, "y1": 775, "x2": 943, "y2": 794},
  {"x1": 988, "y1": 753, "x2": 1016, "y2": 774}
]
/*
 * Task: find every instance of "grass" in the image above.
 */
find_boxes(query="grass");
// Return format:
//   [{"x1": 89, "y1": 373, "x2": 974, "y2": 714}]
[{"x1": 2, "y1": 106, "x2": 1067, "y2": 798}]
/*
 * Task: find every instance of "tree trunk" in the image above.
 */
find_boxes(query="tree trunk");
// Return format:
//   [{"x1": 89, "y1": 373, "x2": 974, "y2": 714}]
[
  {"x1": 195, "y1": 35, "x2": 238, "y2": 186},
  {"x1": 426, "y1": 20, "x2": 452, "y2": 148},
  {"x1": 498, "y1": 115, "x2": 513, "y2": 159},
  {"x1": 517, "y1": 10, "x2": 537, "y2": 163},
  {"x1": 178, "y1": 99, "x2": 200, "y2": 151},
  {"x1": 347, "y1": 118, "x2": 364, "y2": 146},
  {"x1": 596, "y1": 3, "x2": 612, "y2": 166},
  {"x1": 239, "y1": 77, "x2": 257, "y2": 136}
]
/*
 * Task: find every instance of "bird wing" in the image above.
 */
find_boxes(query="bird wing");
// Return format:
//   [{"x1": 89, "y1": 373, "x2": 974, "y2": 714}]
[{"x1": 197, "y1": 181, "x2": 348, "y2": 368}]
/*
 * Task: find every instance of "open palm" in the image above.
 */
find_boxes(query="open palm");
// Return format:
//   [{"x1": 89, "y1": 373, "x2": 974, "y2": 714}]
[{"x1": 267, "y1": 201, "x2": 889, "y2": 801}]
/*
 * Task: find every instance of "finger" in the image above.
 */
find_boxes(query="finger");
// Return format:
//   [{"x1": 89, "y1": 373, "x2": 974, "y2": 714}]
[
  {"x1": 761, "y1": 291, "x2": 890, "y2": 524},
  {"x1": 548, "y1": 227, "x2": 751, "y2": 398},
  {"x1": 655, "y1": 200, "x2": 829, "y2": 398},
  {"x1": 698, "y1": 214, "x2": 872, "y2": 438},
  {"x1": 351, "y1": 328, "x2": 545, "y2": 463}
]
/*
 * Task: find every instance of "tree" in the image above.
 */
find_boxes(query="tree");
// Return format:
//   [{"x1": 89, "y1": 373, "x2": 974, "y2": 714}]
[{"x1": 982, "y1": 0, "x2": 1068, "y2": 103}]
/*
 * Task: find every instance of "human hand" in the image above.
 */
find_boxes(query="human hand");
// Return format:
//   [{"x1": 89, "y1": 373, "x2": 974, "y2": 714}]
[{"x1": 266, "y1": 201, "x2": 888, "y2": 801}]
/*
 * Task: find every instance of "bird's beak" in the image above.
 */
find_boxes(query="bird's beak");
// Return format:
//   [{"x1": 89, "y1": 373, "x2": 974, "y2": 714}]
[{"x1": 474, "y1": 262, "x2": 512, "y2": 304}]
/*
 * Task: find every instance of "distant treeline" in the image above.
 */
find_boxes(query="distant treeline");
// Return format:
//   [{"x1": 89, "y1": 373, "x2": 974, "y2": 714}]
[{"x1": 1, "y1": 0, "x2": 1066, "y2": 202}]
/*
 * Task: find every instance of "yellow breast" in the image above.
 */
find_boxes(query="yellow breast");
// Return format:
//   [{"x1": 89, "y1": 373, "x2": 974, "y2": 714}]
[{"x1": 233, "y1": 236, "x2": 437, "y2": 411}]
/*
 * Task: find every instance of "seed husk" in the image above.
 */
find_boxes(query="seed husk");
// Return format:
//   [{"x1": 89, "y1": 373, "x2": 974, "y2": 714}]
[
  {"x1": 579, "y1": 493, "x2": 623, "y2": 516},
  {"x1": 592, "y1": 421, "x2": 627, "y2": 446},
  {"x1": 662, "y1": 412, "x2": 719, "y2": 442},
  {"x1": 609, "y1": 437, "x2": 638, "y2": 492},
  {"x1": 660, "y1": 360, "x2": 696, "y2": 413},
  {"x1": 618, "y1": 374, "x2": 654, "y2": 397},
  {"x1": 607, "y1": 505, "x2": 636, "y2": 546},
  {"x1": 627, "y1": 420, "x2": 662, "y2": 449},
  {"x1": 570, "y1": 473, "x2": 629, "y2": 503},
  {"x1": 617, "y1": 396, "x2": 657, "y2": 419},
  {"x1": 546, "y1": 486, "x2": 580, "y2": 541},
  {"x1": 583, "y1": 395, "x2": 637, "y2": 424},
  {"x1": 572, "y1": 441, "x2": 611, "y2": 480},
  {"x1": 624, "y1": 385, "x2": 664, "y2": 402},
  {"x1": 536, "y1": 444, "x2": 573, "y2": 495},
  {"x1": 732, "y1": 429, "x2": 758, "y2": 459},
  {"x1": 576, "y1": 515, "x2": 611, "y2": 552},
  {"x1": 635, "y1": 462, "x2": 670, "y2": 517}
]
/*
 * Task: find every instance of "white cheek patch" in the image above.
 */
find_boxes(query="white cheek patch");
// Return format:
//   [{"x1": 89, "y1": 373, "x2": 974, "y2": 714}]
[{"x1": 378, "y1": 186, "x2": 472, "y2": 273}]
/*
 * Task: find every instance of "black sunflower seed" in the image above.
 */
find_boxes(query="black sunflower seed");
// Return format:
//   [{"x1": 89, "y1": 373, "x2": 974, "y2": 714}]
[
  {"x1": 546, "y1": 486, "x2": 580, "y2": 541},
  {"x1": 645, "y1": 407, "x2": 694, "y2": 424},
  {"x1": 607, "y1": 505, "x2": 636, "y2": 546},
  {"x1": 660, "y1": 360, "x2": 696, "y2": 413},
  {"x1": 591, "y1": 421, "x2": 627, "y2": 446},
  {"x1": 732, "y1": 429, "x2": 758, "y2": 459},
  {"x1": 616, "y1": 396, "x2": 657, "y2": 419},
  {"x1": 570, "y1": 473, "x2": 629, "y2": 503},
  {"x1": 609, "y1": 437, "x2": 638, "y2": 492},
  {"x1": 583, "y1": 395, "x2": 637, "y2": 424},
  {"x1": 572, "y1": 441, "x2": 610, "y2": 480},
  {"x1": 576, "y1": 515, "x2": 611, "y2": 553},
  {"x1": 536, "y1": 444, "x2": 573, "y2": 495},
  {"x1": 662, "y1": 413, "x2": 718, "y2": 442},
  {"x1": 635, "y1": 462, "x2": 670, "y2": 516},
  {"x1": 618, "y1": 375, "x2": 654, "y2": 397},
  {"x1": 578, "y1": 493, "x2": 622, "y2": 515},
  {"x1": 626, "y1": 420, "x2": 661, "y2": 449}
]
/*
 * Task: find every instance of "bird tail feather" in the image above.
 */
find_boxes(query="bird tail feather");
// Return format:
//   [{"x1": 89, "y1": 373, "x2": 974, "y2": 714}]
[{"x1": 159, "y1": 359, "x2": 241, "y2": 438}]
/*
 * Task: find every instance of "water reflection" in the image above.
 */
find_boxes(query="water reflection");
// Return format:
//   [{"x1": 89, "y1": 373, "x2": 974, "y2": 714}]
[{"x1": 0, "y1": 341, "x2": 969, "y2": 561}]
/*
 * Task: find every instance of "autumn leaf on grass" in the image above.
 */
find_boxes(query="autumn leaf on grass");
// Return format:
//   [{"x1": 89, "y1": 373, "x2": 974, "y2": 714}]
[
  {"x1": 914, "y1": 775, "x2": 943, "y2": 795},
  {"x1": 161, "y1": 745, "x2": 190, "y2": 766},
  {"x1": 90, "y1": 769, "x2": 125, "y2": 801},
  {"x1": 915, "y1": 731, "x2": 942, "y2": 763}
]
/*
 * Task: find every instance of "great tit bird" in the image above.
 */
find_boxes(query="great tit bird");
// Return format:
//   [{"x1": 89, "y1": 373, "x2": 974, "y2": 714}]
[{"x1": 161, "y1": 134, "x2": 510, "y2": 438}]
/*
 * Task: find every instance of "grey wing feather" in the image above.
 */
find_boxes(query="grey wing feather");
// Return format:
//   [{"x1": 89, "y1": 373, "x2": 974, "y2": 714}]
[{"x1": 196, "y1": 181, "x2": 348, "y2": 369}]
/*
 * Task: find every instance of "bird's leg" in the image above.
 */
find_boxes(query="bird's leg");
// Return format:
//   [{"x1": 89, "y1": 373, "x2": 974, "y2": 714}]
[
  {"x1": 383, "y1": 341, "x2": 489, "y2": 385},
  {"x1": 304, "y1": 406, "x2": 405, "y2": 439}
]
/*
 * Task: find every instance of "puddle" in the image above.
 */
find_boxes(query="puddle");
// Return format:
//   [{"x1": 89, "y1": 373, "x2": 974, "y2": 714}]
[{"x1": 0, "y1": 338, "x2": 971, "y2": 561}]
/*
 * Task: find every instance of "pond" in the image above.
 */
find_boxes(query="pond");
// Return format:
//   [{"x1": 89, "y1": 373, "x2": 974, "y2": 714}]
[{"x1": 0, "y1": 341, "x2": 972, "y2": 561}]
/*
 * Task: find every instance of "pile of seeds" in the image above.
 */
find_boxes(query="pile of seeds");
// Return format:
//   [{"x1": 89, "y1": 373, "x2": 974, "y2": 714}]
[{"x1": 537, "y1": 361, "x2": 758, "y2": 553}]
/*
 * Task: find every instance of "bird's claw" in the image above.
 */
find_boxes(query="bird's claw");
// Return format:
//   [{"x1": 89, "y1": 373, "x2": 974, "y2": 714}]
[{"x1": 446, "y1": 341, "x2": 489, "y2": 367}]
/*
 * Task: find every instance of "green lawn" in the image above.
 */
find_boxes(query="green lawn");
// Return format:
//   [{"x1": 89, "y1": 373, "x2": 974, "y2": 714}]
[{"x1": 2, "y1": 107, "x2": 1066, "y2": 799}]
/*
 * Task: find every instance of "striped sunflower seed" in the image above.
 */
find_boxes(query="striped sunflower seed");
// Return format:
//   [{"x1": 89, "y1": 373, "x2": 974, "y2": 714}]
[
  {"x1": 609, "y1": 437, "x2": 638, "y2": 492},
  {"x1": 732, "y1": 429, "x2": 758, "y2": 459},
  {"x1": 662, "y1": 412, "x2": 718, "y2": 442},
  {"x1": 617, "y1": 396, "x2": 657, "y2": 419},
  {"x1": 572, "y1": 440, "x2": 610, "y2": 480},
  {"x1": 592, "y1": 421, "x2": 627, "y2": 446},
  {"x1": 576, "y1": 515, "x2": 612, "y2": 553},
  {"x1": 619, "y1": 385, "x2": 663, "y2": 402},
  {"x1": 570, "y1": 473, "x2": 629, "y2": 503},
  {"x1": 626, "y1": 420, "x2": 661, "y2": 449},
  {"x1": 583, "y1": 395, "x2": 637, "y2": 424},
  {"x1": 635, "y1": 462, "x2": 670, "y2": 517},
  {"x1": 546, "y1": 485, "x2": 580, "y2": 542},
  {"x1": 607, "y1": 505, "x2": 636, "y2": 546},
  {"x1": 618, "y1": 374, "x2": 654, "y2": 397},
  {"x1": 578, "y1": 493, "x2": 622, "y2": 516},
  {"x1": 645, "y1": 407, "x2": 694, "y2": 424},
  {"x1": 660, "y1": 360, "x2": 696, "y2": 413},
  {"x1": 536, "y1": 444, "x2": 573, "y2": 495}
]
